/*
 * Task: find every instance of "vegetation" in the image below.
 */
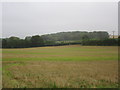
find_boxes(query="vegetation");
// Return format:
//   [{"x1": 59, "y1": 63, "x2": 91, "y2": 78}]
[
  {"x1": 2, "y1": 31, "x2": 119, "y2": 88},
  {"x1": 3, "y1": 45, "x2": 118, "y2": 61},
  {"x1": 2, "y1": 45, "x2": 118, "y2": 88},
  {"x1": 82, "y1": 39, "x2": 118, "y2": 46},
  {"x1": 2, "y1": 31, "x2": 116, "y2": 48},
  {"x1": 41, "y1": 31, "x2": 109, "y2": 41},
  {"x1": 2, "y1": 35, "x2": 44, "y2": 48}
]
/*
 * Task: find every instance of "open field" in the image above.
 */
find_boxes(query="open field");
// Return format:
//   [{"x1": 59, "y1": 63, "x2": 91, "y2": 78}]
[{"x1": 2, "y1": 45, "x2": 118, "y2": 88}]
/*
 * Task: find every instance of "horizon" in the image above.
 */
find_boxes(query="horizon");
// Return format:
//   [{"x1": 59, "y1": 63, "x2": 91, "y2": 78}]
[{"x1": 1, "y1": 30, "x2": 115, "y2": 39}]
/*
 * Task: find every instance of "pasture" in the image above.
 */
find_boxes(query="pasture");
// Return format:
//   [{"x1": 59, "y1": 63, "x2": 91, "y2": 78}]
[{"x1": 2, "y1": 45, "x2": 118, "y2": 88}]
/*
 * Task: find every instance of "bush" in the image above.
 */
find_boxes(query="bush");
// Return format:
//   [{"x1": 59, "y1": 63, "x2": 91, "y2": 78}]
[{"x1": 82, "y1": 39, "x2": 118, "y2": 46}]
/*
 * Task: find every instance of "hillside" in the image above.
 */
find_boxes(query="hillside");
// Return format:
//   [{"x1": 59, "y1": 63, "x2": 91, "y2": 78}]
[
  {"x1": 41, "y1": 31, "x2": 109, "y2": 41},
  {"x1": 2, "y1": 31, "x2": 114, "y2": 48}
]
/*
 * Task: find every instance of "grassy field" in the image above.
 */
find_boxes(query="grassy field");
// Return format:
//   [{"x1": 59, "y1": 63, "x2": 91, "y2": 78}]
[{"x1": 2, "y1": 45, "x2": 118, "y2": 88}]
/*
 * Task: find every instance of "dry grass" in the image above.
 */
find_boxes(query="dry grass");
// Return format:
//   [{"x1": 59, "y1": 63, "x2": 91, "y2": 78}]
[
  {"x1": 2, "y1": 60, "x2": 118, "y2": 88},
  {"x1": 2, "y1": 45, "x2": 118, "y2": 88}
]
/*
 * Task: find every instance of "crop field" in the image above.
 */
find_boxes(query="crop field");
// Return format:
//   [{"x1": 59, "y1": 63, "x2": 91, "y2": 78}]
[{"x1": 2, "y1": 45, "x2": 118, "y2": 88}]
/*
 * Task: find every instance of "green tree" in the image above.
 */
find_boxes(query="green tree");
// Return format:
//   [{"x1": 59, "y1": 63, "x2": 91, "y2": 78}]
[
  {"x1": 31, "y1": 35, "x2": 44, "y2": 47},
  {"x1": 118, "y1": 35, "x2": 120, "y2": 46},
  {"x1": 2, "y1": 39, "x2": 7, "y2": 48},
  {"x1": 7, "y1": 36, "x2": 20, "y2": 48},
  {"x1": 25, "y1": 36, "x2": 32, "y2": 47},
  {"x1": 82, "y1": 35, "x2": 89, "y2": 40}
]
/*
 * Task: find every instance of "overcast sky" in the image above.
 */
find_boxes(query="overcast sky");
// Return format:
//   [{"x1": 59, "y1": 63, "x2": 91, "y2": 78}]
[{"x1": 2, "y1": 2, "x2": 118, "y2": 38}]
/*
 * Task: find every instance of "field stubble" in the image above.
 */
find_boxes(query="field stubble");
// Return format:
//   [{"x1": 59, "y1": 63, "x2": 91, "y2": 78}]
[
  {"x1": 2, "y1": 45, "x2": 118, "y2": 88},
  {"x1": 2, "y1": 60, "x2": 118, "y2": 88}
]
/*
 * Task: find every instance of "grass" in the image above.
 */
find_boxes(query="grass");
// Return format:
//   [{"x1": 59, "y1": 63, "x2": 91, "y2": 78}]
[
  {"x1": 2, "y1": 45, "x2": 118, "y2": 88},
  {"x1": 2, "y1": 45, "x2": 118, "y2": 61}
]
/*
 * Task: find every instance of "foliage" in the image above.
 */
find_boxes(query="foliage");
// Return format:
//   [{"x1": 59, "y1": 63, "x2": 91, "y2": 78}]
[
  {"x1": 2, "y1": 35, "x2": 44, "y2": 48},
  {"x1": 31, "y1": 35, "x2": 44, "y2": 47},
  {"x1": 41, "y1": 31, "x2": 109, "y2": 41},
  {"x1": 2, "y1": 31, "x2": 118, "y2": 48},
  {"x1": 81, "y1": 39, "x2": 118, "y2": 46},
  {"x1": 118, "y1": 36, "x2": 120, "y2": 46}
]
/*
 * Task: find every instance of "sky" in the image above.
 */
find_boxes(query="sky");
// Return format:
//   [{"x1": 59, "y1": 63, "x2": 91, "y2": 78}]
[
  {"x1": 0, "y1": 3, "x2": 2, "y2": 38},
  {"x1": 2, "y1": 1, "x2": 118, "y2": 38}
]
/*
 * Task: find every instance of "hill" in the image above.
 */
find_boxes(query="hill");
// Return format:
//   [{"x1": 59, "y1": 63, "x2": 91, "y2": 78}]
[{"x1": 41, "y1": 31, "x2": 109, "y2": 41}]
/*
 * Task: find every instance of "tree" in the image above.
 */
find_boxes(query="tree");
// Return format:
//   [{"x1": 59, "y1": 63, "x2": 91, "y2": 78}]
[
  {"x1": 31, "y1": 35, "x2": 44, "y2": 47},
  {"x1": 118, "y1": 35, "x2": 120, "y2": 46},
  {"x1": 2, "y1": 39, "x2": 7, "y2": 48},
  {"x1": 7, "y1": 36, "x2": 20, "y2": 48},
  {"x1": 25, "y1": 36, "x2": 31, "y2": 41},
  {"x1": 25, "y1": 36, "x2": 32, "y2": 47},
  {"x1": 82, "y1": 35, "x2": 89, "y2": 40}
]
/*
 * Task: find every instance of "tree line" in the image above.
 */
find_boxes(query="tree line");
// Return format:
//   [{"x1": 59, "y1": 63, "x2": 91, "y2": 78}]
[
  {"x1": 2, "y1": 35, "x2": 44, "y2": 48},
  {"x1": 1, "y1": 31, "x2": 119, "y2": 48},
  {"x1": 81, "y1": 38, "x2": 119, "y2": 46},
  {"x1": 41, "y1": 31, "x2": 109, "y2": 41}
]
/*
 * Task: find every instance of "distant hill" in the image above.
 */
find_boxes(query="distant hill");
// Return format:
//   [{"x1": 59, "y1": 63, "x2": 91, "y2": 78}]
[
  {"x1": 2, "y1": 31, "x2": 118, "y2": 48},
  {"x1": 41, "y1": 31, "x2": 109, "y2": 41}
]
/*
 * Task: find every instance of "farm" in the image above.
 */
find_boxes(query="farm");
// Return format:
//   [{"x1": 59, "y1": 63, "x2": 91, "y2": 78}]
[{"x1": 2, "y1": 45, "x2": 118, "y2": 88}]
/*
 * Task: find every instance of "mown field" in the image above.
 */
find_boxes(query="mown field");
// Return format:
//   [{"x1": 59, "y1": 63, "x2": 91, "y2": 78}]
[{"x1": 2, "y1": 45, "x2": 118, "y2": 88}]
